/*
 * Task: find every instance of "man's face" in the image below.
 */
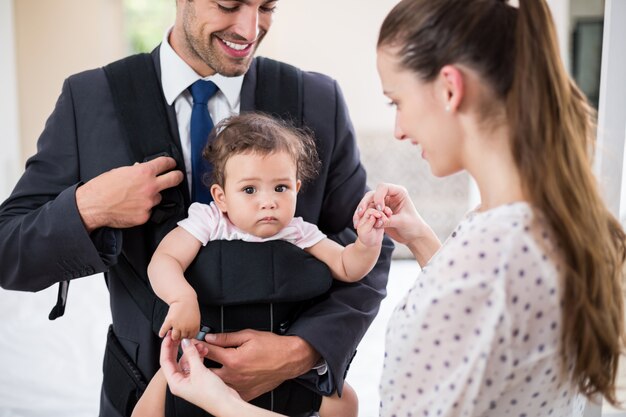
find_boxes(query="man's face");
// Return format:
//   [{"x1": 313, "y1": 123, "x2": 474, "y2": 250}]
[{"x1": 173, "y1": 0, "x2": 277, "y2": 77}]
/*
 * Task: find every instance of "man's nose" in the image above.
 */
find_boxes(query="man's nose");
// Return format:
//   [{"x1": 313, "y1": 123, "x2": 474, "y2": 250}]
[{"x1": 232, "y1": 8, "x2": 260, "y2": 42}]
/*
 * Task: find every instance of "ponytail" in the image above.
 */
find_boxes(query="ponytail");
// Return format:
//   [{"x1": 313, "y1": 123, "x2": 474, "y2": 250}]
[{"x1": 509, "y1": 0, "x2": 626, "y2": 406}]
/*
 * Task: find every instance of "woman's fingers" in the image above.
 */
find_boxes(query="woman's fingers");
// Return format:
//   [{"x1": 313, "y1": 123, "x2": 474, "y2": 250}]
[
  {"x1": 160, "y1": 332, "x2": 183, "y2": 382},
  {"x1": 179, "y1": 338, "x2": 204, "y2": 373}
]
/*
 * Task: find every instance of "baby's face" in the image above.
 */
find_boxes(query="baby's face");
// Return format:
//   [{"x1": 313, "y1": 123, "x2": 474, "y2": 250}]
[{"x1": 216, "y1": 150, "x2": 301, "y2": 238}]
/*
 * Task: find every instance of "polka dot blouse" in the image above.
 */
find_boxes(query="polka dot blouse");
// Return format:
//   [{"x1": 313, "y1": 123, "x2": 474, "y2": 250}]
[{"x1": 379, "y1": 203, "x2": 586, "y2": 417}]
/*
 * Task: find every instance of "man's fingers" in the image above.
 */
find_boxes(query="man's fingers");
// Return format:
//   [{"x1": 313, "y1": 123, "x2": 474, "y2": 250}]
[
  {"x1": 144, "y1": 156, "x2": 177, "y2": 174},
  {"x1": 141, "y1": 156, "x2": 184, "y2": 192},
  {"x1": 204, "y1": 330, "x2": 250, "y2": 348},
  {"x1": 202, "y1": 343, "x2": 234, "y2": 367},
  {"x1": 155, "y1": 170, "x2": 184, "y2": 192}
]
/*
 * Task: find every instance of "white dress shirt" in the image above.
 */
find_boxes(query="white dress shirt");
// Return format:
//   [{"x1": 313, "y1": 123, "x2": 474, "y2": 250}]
[{"x1": 159, "y1": 28, "x2": 244, "y2": 194}]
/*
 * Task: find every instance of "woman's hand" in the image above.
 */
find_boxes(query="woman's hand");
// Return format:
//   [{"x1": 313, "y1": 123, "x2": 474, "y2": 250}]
[
  {"x1": 160, "y1": 333, "x2": 283, "y2": 417},
  {"x1": 160, "y1": 333, "x2": 241, "y2": 415},
  {"x1": 353, "y1": 183, "x2": 441, "y2": 266}
]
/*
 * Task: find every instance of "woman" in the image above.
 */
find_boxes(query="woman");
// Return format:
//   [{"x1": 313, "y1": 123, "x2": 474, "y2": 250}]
[{"x1": 159, "y1": 0, "x2": 626, "y2": 415}]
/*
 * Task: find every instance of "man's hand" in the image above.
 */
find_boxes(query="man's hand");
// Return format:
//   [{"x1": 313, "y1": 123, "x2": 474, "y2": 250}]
[
  {"x1": 76, "y1": 156, "x2": 183, "y2": 232},
  {"x1": 202, "y1": 329, "x2": 320, "y2": 401}
]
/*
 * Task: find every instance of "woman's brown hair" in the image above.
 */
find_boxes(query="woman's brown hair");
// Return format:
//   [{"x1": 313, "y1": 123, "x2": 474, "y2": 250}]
[
  {"x1": 379, "y1": 0, "x2": 626, "y2": 406},
  {"x1": 202, "y1": 112, "x2": 320, "y2": 188}
]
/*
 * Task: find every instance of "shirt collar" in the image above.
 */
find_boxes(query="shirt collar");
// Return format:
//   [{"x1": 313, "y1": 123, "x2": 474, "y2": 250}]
[{"x1": 159, "y1": 27, "x2": 244, "y2": 109}]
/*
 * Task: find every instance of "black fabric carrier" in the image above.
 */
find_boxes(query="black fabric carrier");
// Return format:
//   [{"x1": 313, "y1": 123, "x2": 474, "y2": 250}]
[{"x1": 101, "y1": 53, "x2": 330, "y2": 417}]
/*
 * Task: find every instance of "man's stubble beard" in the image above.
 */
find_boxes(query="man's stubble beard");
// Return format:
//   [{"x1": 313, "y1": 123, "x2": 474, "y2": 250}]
[{"x1": 184, "y1": 26, "x2": 267, "y2": 77}]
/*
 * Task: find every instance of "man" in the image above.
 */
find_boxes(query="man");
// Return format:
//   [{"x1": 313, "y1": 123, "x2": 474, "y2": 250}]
[{"x1": 0, "y1": 1, "x2": 392, "y2": 416}]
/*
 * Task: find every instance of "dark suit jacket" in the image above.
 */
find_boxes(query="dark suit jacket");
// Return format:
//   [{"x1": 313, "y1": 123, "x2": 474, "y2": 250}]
[{"x1": 0, "y1": 49, "x2": 393, "y2": 416}]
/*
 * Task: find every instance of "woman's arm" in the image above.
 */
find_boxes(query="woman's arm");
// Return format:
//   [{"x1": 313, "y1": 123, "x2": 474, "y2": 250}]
[{"x1": 131, "y1": 369, "x2": 167, "y2": 417}]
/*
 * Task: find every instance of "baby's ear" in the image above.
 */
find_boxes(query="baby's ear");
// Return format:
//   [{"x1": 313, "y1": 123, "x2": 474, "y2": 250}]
[
  {"x1": 210, "y1": 184, "x2": 228, "y2": 212},
  {"x1": 296, "y1": 179, "x2": 302, "y2": 193}
]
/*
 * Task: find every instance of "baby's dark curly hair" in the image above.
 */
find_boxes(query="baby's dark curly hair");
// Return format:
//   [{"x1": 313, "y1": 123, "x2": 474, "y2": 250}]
[{"x1": 202, "y1": 112, "x2": 321, "y2": 189}]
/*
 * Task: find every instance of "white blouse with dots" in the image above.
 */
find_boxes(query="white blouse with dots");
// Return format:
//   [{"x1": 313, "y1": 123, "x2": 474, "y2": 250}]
[{"x1": 379, "y1": 203, "x2": 586, "y2": 417}]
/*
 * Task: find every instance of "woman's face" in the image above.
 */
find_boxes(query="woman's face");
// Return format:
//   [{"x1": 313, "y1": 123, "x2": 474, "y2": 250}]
[{"x1": 376, "y1": 47, "x2": 464, "y2": 177}]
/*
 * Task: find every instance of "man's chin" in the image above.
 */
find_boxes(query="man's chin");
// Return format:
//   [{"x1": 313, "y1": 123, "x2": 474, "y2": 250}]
[{"x1": 218, "y1": 57, "x2": 255, "y2": 77}]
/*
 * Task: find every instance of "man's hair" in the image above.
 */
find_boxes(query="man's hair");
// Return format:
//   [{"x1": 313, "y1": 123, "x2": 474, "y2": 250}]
[{"x1": 203, "y1": 112, "x2": 320, "y2": 188}]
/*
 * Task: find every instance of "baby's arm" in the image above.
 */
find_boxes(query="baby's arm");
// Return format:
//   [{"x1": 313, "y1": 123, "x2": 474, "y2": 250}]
[
  {"x1": 306, "y1": 208, "x2": 386, "y2": 282},
  {"x1": 148, "y1": 226, "x2": 203, "y2": 340}
]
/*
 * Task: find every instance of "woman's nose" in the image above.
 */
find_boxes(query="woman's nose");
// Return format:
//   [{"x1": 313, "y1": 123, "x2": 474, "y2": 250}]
[{"x1": 394, "y1": 113, "x2": 408, "y2": 141}]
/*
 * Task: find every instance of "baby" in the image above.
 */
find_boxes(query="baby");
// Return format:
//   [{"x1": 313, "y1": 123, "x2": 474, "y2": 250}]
[{"x1": 134, "y1": 112, "x2": 386, "y2": 417}]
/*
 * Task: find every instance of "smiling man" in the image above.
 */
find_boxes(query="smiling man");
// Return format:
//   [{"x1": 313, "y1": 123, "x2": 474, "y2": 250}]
[
  {"x1": 172, "y1": 0, "x2": 272, "y2": 76},
  {"x1": 0, "y1": 1, "x2": 392, "y2": 416}
]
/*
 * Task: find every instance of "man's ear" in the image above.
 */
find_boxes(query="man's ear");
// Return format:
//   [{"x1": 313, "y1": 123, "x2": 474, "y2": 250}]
[
  {"x1": 439, "y1": 65, "x2": 465, "y2": 113},
  {"x1": 296, "y1": 179, "x2": 302, "y2": 193},
  {"x1": 210, "y1": 184, "x2": 228, "y2": 212}
]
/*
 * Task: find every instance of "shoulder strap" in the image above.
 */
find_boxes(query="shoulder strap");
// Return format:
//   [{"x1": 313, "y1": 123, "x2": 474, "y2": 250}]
[
  {"x1": 104, "y1": 53, "x2": 185, "y2": 227},
  {"x1": 103, "y1": 53, "x2": 177, "y2": 163},
  {"x1": 254, "y1": 57, "x2": 303, "y2": 127}
]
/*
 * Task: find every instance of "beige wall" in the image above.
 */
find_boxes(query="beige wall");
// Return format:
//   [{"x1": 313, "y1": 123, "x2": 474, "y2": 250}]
[
  {"x1": 257, "y1": 0, "x2": 398, "y2": 136},
  {"x1": 14, "y1": 0, "x2": 126, "y2": 162}
]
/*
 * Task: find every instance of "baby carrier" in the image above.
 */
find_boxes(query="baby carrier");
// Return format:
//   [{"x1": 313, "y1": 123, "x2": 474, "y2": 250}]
[{"x1": 64, "y1": 53, "x2": 331, "y2": 416}]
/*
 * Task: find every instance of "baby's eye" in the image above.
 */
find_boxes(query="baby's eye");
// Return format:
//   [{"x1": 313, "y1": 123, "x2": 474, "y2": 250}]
[
  {"x1": 243, "y1": 187, "x2": 256, "y2": 194},
  {"x1": 275, "y1": 185, "x2": 287, "y2": 192}
]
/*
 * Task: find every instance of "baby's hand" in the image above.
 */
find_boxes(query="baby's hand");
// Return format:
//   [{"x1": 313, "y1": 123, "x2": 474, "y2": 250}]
[
  {"x1": 353, "y1": 197, "x2": 393, "y2": 230},
  {"x1": 159, "y1": 298, "x2": 201, "y2": 341},
  {"x1": 355, "y1": 207, "x2": 389, "y2": 247}
]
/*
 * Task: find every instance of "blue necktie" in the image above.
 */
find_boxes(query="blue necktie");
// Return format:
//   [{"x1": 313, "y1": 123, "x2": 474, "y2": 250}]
[{"x1": 189, "y1": 80, "x2": 219, "y2": 203}]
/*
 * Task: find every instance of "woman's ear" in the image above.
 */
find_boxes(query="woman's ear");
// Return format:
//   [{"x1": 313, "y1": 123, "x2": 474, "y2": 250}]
[
  {"x1": 210, "y1": 184, "x2": 228, "y2": 212},
  {"x1": 439, "y1": 65, "x2": 465, "y2": 113}
]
